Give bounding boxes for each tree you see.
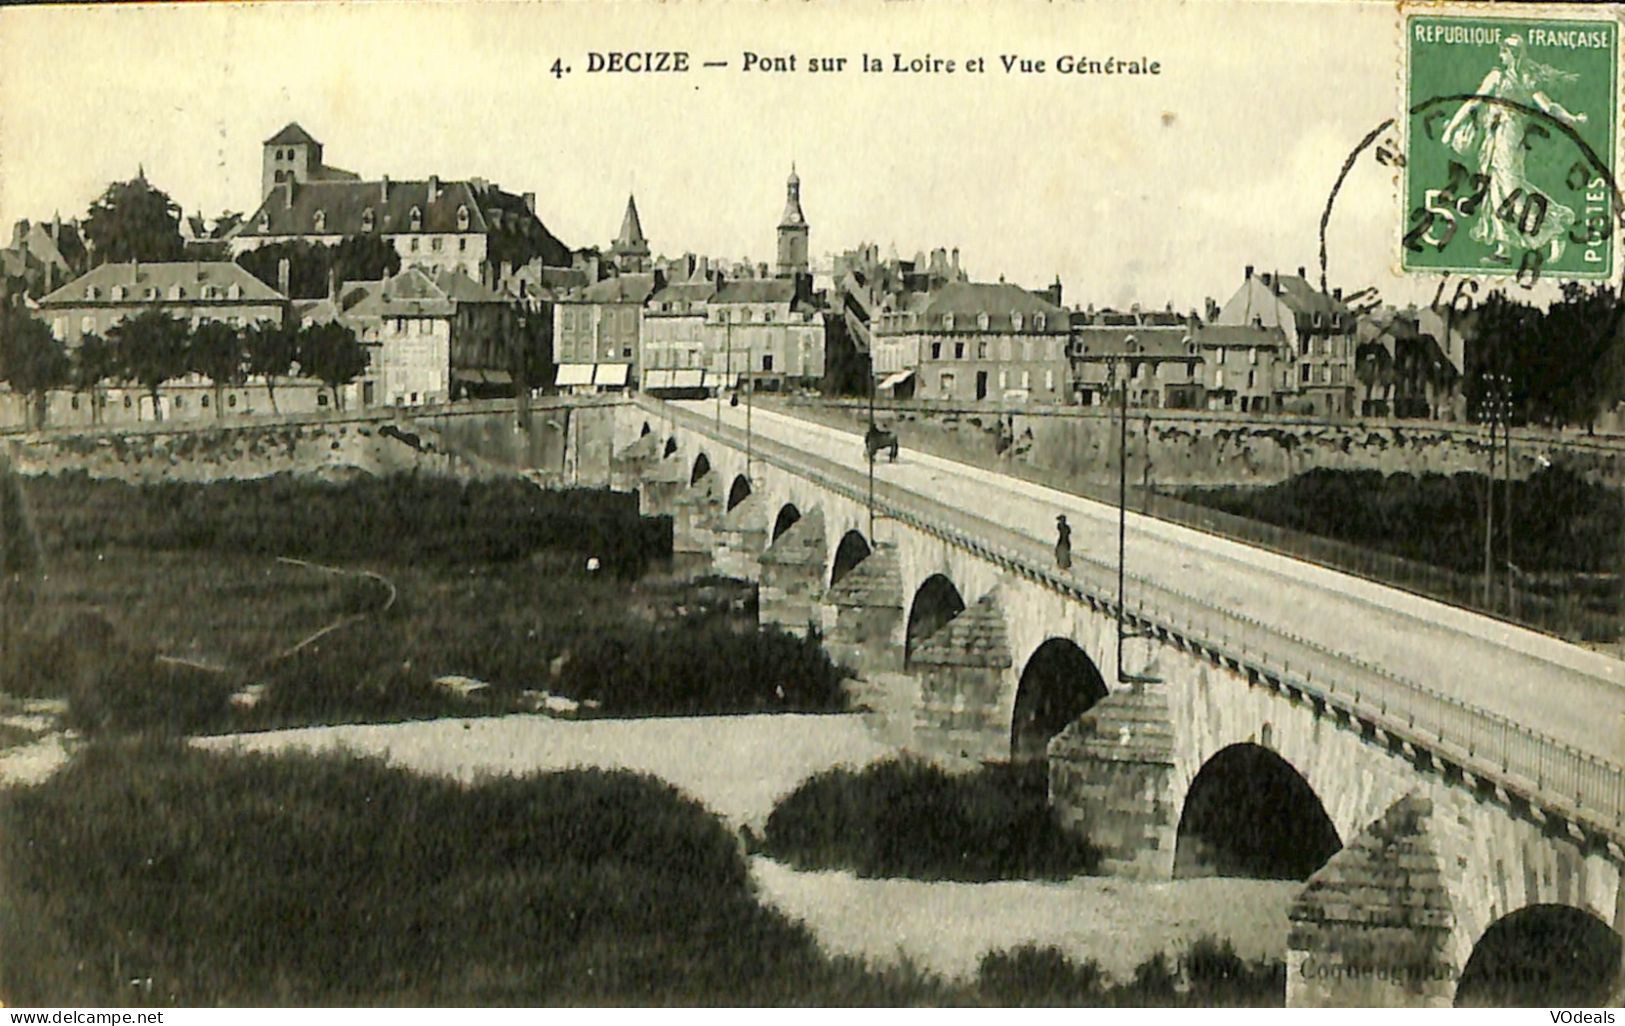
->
[70,333,118,425]
[0,309,69,429]
[82,175,185,265]
[244,320,299,415]
[1469,286,1625,429]
[107,309,189,421]
[331,235,401,287]
[188,320,246,418]
[297,322,367,409]
[238,236,401,300]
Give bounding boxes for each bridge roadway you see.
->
[671,399,1625,768]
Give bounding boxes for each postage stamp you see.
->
[1402,10,1619,282]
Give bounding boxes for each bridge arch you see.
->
[1455,904,1621,1007]
[690,452,711,485]
[664,436,678,457]
[830,530,871,586]
[1010,638,1109,764]
[1173,742,1340,880]
[905,573,966,668]
[772,503,801,541]
[727,474,752,511]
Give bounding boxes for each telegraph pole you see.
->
[1112,344,1160,689]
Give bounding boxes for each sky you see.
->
[0,0,1493,310]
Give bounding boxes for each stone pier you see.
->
[758,509,826,637]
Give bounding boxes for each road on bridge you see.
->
[677,400,1625,765]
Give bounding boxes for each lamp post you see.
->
[1478,371,1514,610]
[1111,343,1161,689]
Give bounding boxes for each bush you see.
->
[1184,935,1285,1006]
[973,939,1285,1007]
[977,945,1105,1005]
[762,757,1097,881]
[0,742,957,1005]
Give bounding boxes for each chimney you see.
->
[522,191,536,215]
[951,248,960,273]
[11,219,27,248]
[1244,264,1254,279]
[277,257,291,297]
[428,175,440,204]
[1297,266,1307,280]
[328,267,339,303]
[51,211,61,243]
[1333,287,1343,301]
[380,175,389,202]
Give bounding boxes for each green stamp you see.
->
[1403,13,1619,282]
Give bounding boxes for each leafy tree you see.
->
[82,175,185,265]
[331,235,400,287]
[106,309,189,421]
[188,320,246,417]
[0,309,69,428]
[70,333,118,425]
[237,237,400,300]
[1468,285,1625,429]
[244,320,299,415]
[297,322,367,409]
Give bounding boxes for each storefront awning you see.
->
[555,363,594,386]
[593,363,630,387]
[878,369,915,390]
[453,368,513,385]
[671,369,705,389]
[643,370,674,389]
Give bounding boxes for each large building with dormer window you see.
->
[872,281,1069,403]
[1214,266,1357,417]
[233,124,572,289]
[706,277,825,388]
[36,261,287,347]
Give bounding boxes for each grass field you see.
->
[8,473,848,732]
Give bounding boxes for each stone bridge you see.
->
[612,395,1625,1008]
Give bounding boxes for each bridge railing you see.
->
[644,395,1625,840]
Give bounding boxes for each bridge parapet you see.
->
[638,394,1625,850]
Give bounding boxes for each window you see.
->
[1216,368,1226,388]
[70,395,80,411]
[80,315,94,334]
[410,238,420,253]
[943,313,955,331]
[313,210,326,232]
[954,342,965,360]
[762,353,773,371]
[1001,338,1012,361]
[1301,364,1311,383]
[111,285,125,300]
[228,283,242,300]
[458,238,467,252]
[998,370,1008,389]
[174,396,185,409]
[432,237,443,252]
[977,342,987,360]
[144,287,158,300]
[764,309,774,323]
[1035,314,1046,331]
[1045,369,1055,390]
[201,394,210,408]
[457,205,471,231]
[930,342,942,360]
[395,317,407,333]
[318,393,330,407]
[1021,340,1032,362]
[1249,347,1258,365]
[258,213,269,231]
[409,206,422,231]
[361,208,375,232]
[1247,370,1256,389]
[86,286,99,300]
[227,394,237,408]
[1021,370,1031,389]
[1012,312,1024,331]
[940,372,956,392]
[53,318,66,337]
[977,312,990,331]
[123,396,133,409]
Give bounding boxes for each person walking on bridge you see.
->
[1054,514,1072,571]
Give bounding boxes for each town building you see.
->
[1070,308,1206,409]
[641,272,719,376]
[1354,307,1462,419]
[1194,324,1293,412]
[552,272,659,392]
[707,278,826,390]
[1214,266,1357,416]
[4,215,90,299]
[232,124,572,288]
[876,281,1070,403]
[37,261,287,348]
[300,266,515,407]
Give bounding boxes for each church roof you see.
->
[612,195,650,255]
[265,122,320,147]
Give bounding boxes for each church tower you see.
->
[776,165,809,278]
[262,122,323,200]
[609,194,651,274]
